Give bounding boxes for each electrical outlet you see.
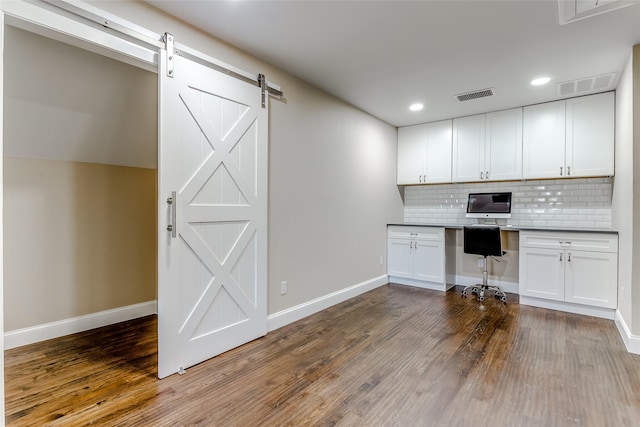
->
[477,258,483,268]
[379,255,384,266]
[280,281,288,295]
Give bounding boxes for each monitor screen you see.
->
[466,192,512,218]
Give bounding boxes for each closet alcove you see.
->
[3,24,158,355]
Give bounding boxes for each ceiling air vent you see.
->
[455,88,495,102]
[557,72,616,96]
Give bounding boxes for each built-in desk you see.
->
[387,224,619,319]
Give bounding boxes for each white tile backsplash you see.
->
[403,178,612,229]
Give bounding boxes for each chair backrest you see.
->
[463,225,502,257]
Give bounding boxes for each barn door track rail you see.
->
[37,0,283,103]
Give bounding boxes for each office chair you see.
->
[461,225,508,303]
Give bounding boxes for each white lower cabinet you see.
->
[519,230,618,318]
[520,247,565,301]
[387,226,450,291]
[565,250,617,307]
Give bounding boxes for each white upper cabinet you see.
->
[565,92,614,178]
[452,108,522,182]
[397,120,452,184]
[424,120,453,183]
[485,108,523,181]
[401,92,614,184]
[397,124,427,185]
[523,100,566,179]
[523,92,614,180]
[452,114,485,182]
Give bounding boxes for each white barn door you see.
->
[158,49,267,378]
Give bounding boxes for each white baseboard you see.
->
[267,275,388,332]
[4,300,157,349]
[455,275,519,295]
[388,276,453,292]
[615,310,640,354]
[520,295,615,320]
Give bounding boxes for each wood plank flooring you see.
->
[6,284,640,426]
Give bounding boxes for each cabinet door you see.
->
[566,92,614,177]
[519,247,565,301]
[424,120,453,183]
[523,100,566,179]
[485,108,523,181]
[452,115,485,182]
[387,238,413,278]
[565,250,617,308]
[397,124,426,185]
[413,240,445,283]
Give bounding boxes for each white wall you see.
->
[90,1,404,316]
[612,50,635,328]
[613,44,640,337]
[633,45,640,335]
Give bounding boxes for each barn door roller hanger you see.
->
[162,32,282,107]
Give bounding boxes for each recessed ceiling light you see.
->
[531,77,551,86]
[409,103,424,111]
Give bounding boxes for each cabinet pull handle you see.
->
[568,252,571,262]
[486,171,489,180]
[410,242,413,249]
[480,171,484,180]
[560,166,563,176]
[567,166,571,176]
[559,253,563,262]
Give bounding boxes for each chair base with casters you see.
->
[461,225,508,304]
[461,256,508,303]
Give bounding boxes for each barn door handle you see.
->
[167,191,177,238]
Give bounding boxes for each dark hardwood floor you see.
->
[5,284,640,426]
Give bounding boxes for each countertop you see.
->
[388,223,618,234]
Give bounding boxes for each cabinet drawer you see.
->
[519,231,618,253]
[388,226,444,241]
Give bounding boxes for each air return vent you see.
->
[455,88,495,102]
[557,72,616,96]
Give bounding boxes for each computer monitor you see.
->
[466,192,512,219]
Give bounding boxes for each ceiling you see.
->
[147,0,640,127]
